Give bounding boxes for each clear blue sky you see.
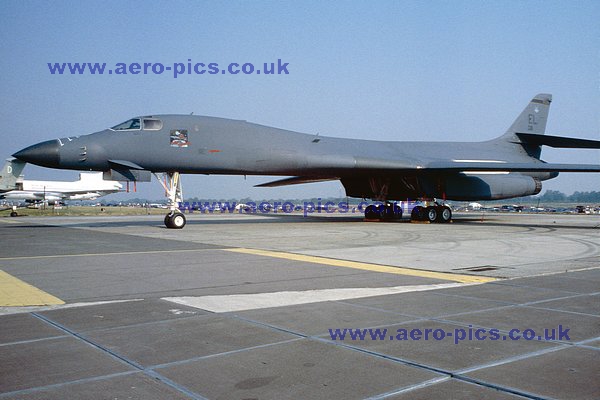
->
[1,1,598,201]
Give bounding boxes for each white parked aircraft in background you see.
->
[0,158,122,205]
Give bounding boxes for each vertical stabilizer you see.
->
[498,93,552,159]
[0,158,26,191]
[507,93,551,135]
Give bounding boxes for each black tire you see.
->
[364,205,378,219]
[171,213,186,229]
[426,206,437,223]
[379,204,393,221]
[437,206,452,223]
[10,211,18,217]
[381,203,402,221]
[393,204,403,220]
[165,212,186,229]
[411,206,424,221]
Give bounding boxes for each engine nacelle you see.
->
[443,173,542,200]
[341,173,542,201]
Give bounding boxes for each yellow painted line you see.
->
[225,248,496,284]
[0,270,64,306]
[0,248,224,261]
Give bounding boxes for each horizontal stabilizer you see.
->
[256,176,339,187]
[516,133,600,149]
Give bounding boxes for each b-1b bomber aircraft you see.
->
[13,93,600,228]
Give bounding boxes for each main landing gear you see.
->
[364,202,403,221]
[363,201,452,223]
[410,202,452,223]
[156,172,186,229]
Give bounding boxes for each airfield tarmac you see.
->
[0,212,598,399]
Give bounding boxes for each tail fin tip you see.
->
[532,93,552,105]
[505,93,553,137]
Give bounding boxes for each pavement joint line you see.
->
[574,335,600,346]
[453,344,568,375]
[332,299,435,319]
[0,248,225,261]
[334,298,517,321]
[188,311,323,351]
[225,247,497,284]
[466,280,578,289]
[0,299,144,316]
[66,311,210,334]
[0,371,140,399]
[451,375,552,400]
[0,334,68,348]
[521,303,600,319]
[430,289,587,307]
[420,304,518,319]
[558,272,600,282]
[484,280,591,295]
[210,312,310,339]
[30,312,207,400]
[364,377,451,400]
[575,344,600,351]
[311,334,558,400]
[0,269,65,307]
[31,312,145,369]
[250,314,427,340]
[492,265,600,283]
[142,370,210,400]
[419,289,517,302]
[148,338,303,371]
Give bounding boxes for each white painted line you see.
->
[163,283,470,313]
[0,298,144,316]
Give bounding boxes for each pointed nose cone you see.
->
[13,139,61,168]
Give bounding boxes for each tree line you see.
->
[533,190,600,203]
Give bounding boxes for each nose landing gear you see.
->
[156,172,186,229]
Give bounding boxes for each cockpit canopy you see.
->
[111,117,163,131]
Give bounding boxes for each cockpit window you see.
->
[143,118,163,130]
[111,118,141,130]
